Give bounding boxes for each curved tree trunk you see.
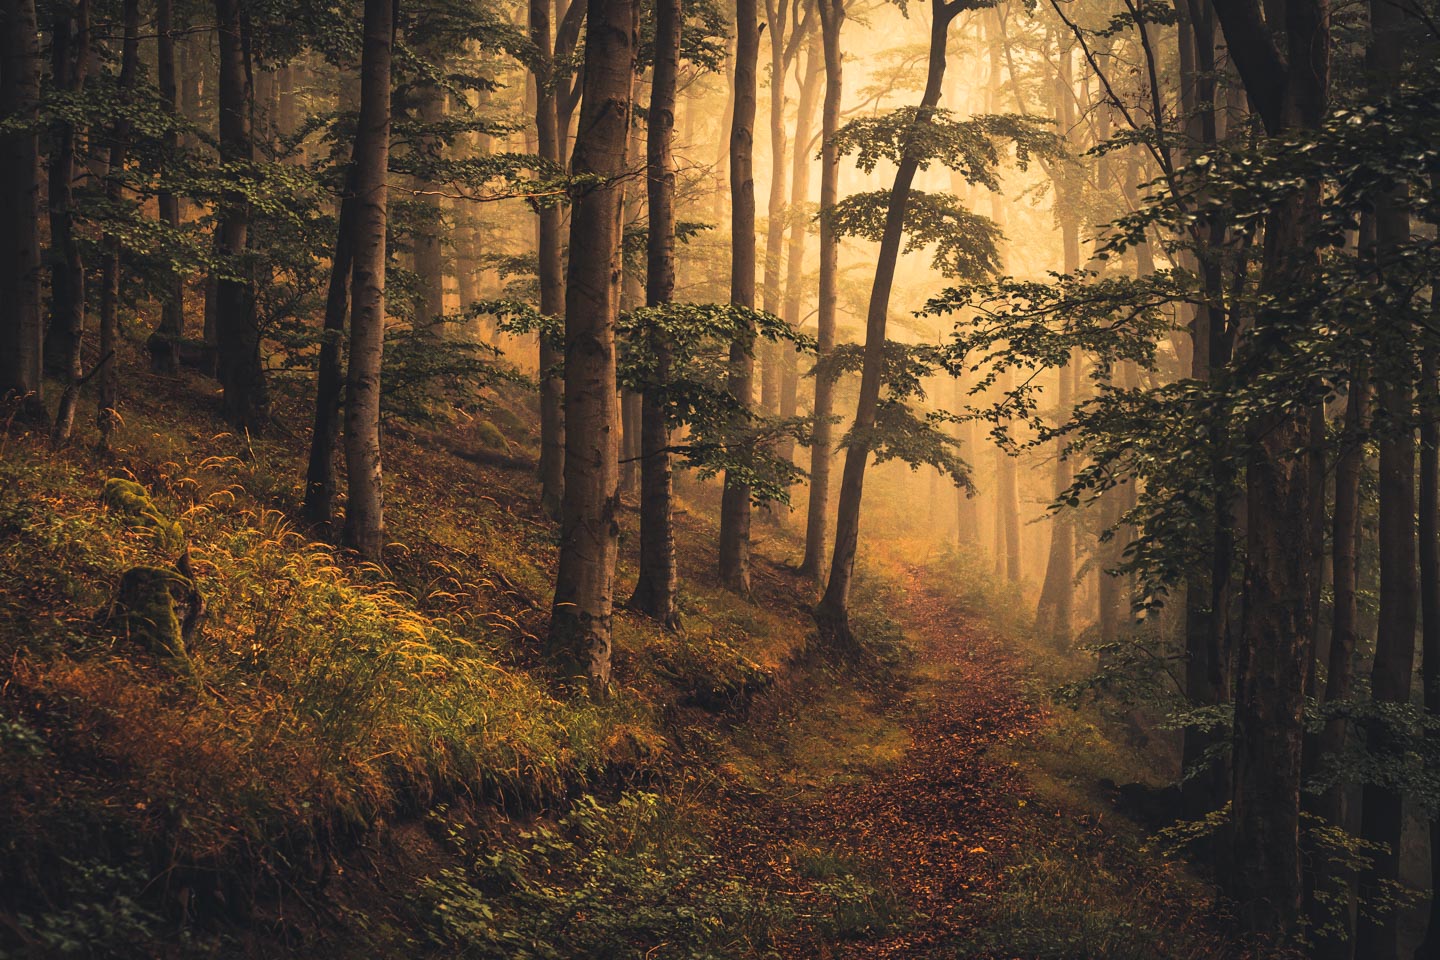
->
[717,0,760,595]
[816,0,963,639]
[340,0,393,560]
[548,0,636,691]
[800,0,845,579]
[629,0,681,627]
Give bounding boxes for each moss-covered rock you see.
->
[101,478,183,552]
[113,566,187,660]
[474,420,511,452]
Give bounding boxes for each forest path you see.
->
[730,566,1052,958]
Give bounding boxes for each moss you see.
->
[100,479,184,553]
[113,566,186,660]
[473,419,511,452]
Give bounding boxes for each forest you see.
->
[0,0,1437,952]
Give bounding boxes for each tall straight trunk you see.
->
[954,376,979,544]
[0,0,45,411]
[618,128,645,498]
[46,0,89,444]
[1418,332,1440,959]
[816,0,964,638]
[1034,49,1077,647]
[532,0,566,518]
[340,0,393,560]
[1355,4,1417,957]
[1213,0,1330,938]
[301,169,357,534]
[413,82,446,330]
[149,0,185,374]
[717,0,760,595]
[778,39,822,465]
[214,0,267,430]
[759,0,790,415]
[548,0,635,691]
[800,0,845,579]
[1309,368,1366,956]
[96,0,140,448]
[629,0,681,627]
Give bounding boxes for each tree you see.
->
[1207,0,1331,939]
[548,0,636,691]
[800,0,845,578]
[341,0,395,560]
[815,0,1012,642]
[147,0,186,375]
[717,0,760,595]
[0,0,44,413]
[629,0,682,627]
[215,0,268,431]
[46,0,89,444]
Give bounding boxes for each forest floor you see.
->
[711,561,1237,960]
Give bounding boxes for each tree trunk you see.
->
[816,0,962,639]
[46,0,89,444]
[340,0,393,560]
[759,0,790,416]
[717,0,760,595]
[800,0,845,579]
[548,0,635,691]
[149,0,185,374]
[629,0,681,627]
[1418,331,1440,959]
[532,0,566,519]
[778,37,822,466]
[0,0,45,412]
[413,81,446,330]
[301,169,357,534]
[214,0,267,430]
[1213,0,1330,937]
[96,0,140,448]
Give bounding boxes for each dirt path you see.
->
[728,567,1050,958]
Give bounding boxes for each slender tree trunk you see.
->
[779,38,822,466]
[413,80,446,331]
[759,0,791,416]
[0,0,45,412]
[46,0,89,444]
[816,0,962,639]
[340,0,393,560]
[96,0,140,448]
[800,0,845,579]
[629,0,681,627]
[717,0,760,595]
[149,0,185,374]
[214,0,267,430]
[532,0,566,518]
[548,0,635,691]
[301,169,357,534]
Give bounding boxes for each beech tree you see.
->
[0,0,44,413]
[341,0,395,560]
[548,0,636,690]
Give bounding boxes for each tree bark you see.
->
[548,0,635,691]
[778,37,822,466]
[759,0,791,416]
[214,0,267,430]
[340,0,393,560]
[532,0,567,519]
[301,168,357,534]
[629,0,681,627]
[1418,327,1440,960]
[800,0,845,579]
[717,0,760,595]
[815,0,965,640]
[148,0,185,374]
[46,0,89,444]
[0,0,45,412]
[1212,0,1330,938]
[96,0,141,448]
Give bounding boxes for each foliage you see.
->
[827,190,1003,279]
[833,109,1059,183]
